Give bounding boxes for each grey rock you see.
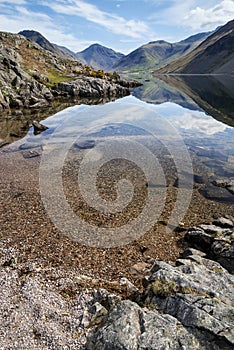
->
[120,277,139,293]
[30,100,50,109]
[56,76,130,99]
[212,178,234,195]
[142,254,234,349]
[1,217,233,350]
[88,302,108,326]
[88,219,234,350]
[213,217,234,228]
[185,217,234,273]
[87,300,200,350]
[32,120,48,134]
[22,150,41,158]
[73,139,95,150]
[92,288,121,311]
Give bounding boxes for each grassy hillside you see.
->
[155,20,234,74]
[19,30,75,60]
[113,32,211,72]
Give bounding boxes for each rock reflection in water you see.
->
[0,96,120,147]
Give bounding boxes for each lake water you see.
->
[3,74,234,193]
[1,74,233,246]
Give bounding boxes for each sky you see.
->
[0,0,233,54]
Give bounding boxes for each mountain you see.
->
[113,32,211,72]
[19,30,75,60]
[155,20,234,74]
[76,44,125,70]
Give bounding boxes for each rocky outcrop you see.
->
[0,44,54,109]
[1,218,233,349]
[185,217,234,273]
[0,31,139,110]
[88,217,234,350]
[87,299,201,350]
[54,76,130,98]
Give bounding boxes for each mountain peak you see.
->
[76,44,124,70]
[19,30,75,60]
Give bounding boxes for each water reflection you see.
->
[0,96,120,147]
[130,74,234,202]
[1,75,234,204]
[132,73,234,127]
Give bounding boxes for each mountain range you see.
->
[19,31,124,71]
[112,32,212,72]
[19,20,234,74]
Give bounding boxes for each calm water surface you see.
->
[1,74,234,205]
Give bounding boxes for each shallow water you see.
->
[1,74,233,248]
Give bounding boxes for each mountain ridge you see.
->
[113,31,212,72]
[19,30,75,60]
[155,20,234,74]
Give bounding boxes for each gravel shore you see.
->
[0,146,233,292]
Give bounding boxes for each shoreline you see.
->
[0,144,233,287]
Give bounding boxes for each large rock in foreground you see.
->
[0,218,233,349]
[87,299,201,350]
[88,218,234,350]
[88,249,234,349]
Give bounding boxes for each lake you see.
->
[0,74,233,252]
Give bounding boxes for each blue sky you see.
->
[0,0,233,53]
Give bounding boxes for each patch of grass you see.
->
[150,279,209,298]
[151,280,178,297]
[46,70,74,86]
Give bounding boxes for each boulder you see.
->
[212,179,234,195]
[87,300,201,350]
[88,218,234,350]
[185,217,234,273]
[32,121,48,134]
[88,249,234,350]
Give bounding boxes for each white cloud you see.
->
[0,5,95,51]
[44,0,152,39]
[149,0,234,32]
[184,0,234,29]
